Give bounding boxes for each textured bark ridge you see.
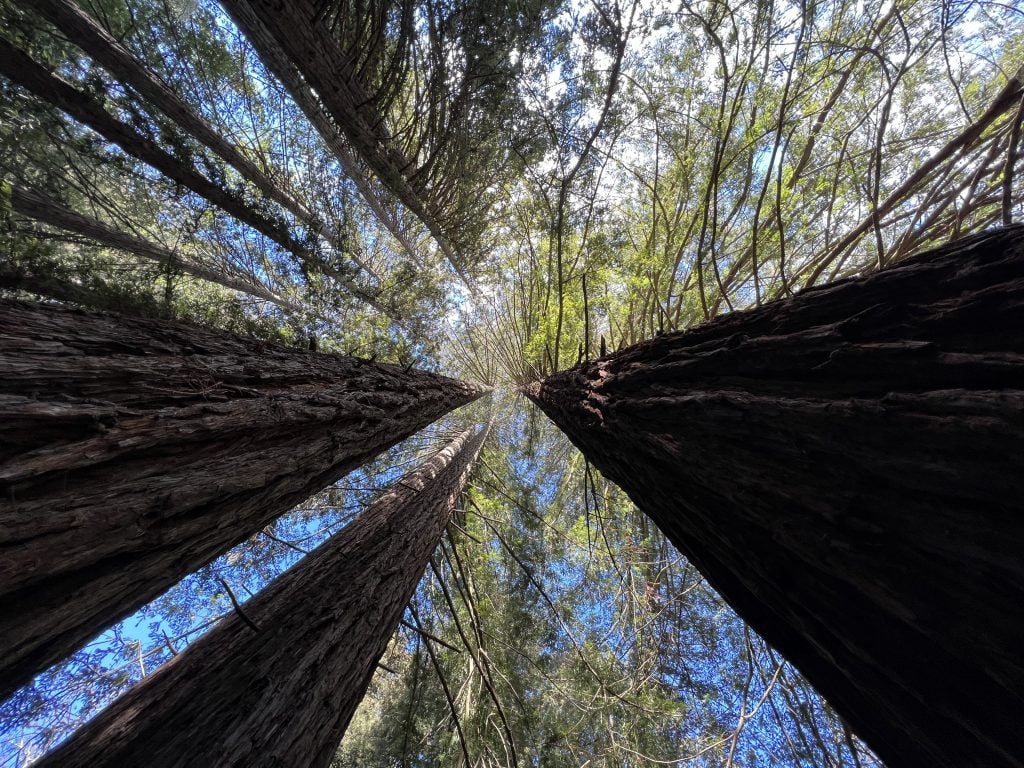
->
[527,225,1024,768]
[34,423,489,768]
[0,300,484,700]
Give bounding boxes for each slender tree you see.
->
[0,299,484,700]
[21,0,378,278]
[9,184,298,309]
[220,0,550,278]
[210,0,425,267]
[527,225,1024,768]
[33,422,490,768]
[0,35,397,319]
[218,0,470,279]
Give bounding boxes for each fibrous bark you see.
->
[33,422,490,768]
[0,299,484,700]
[527,225,1024,768]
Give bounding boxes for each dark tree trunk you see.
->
[0,299,483,700]
[526,226,1024,768]
[34,423,489,768]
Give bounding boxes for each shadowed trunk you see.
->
[33,422,490,768]
[0,299,484,700]
[527,225,1024,768]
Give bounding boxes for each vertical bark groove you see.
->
[33,423,490,768]
[527,225,1024,768]
[0,299,484,699]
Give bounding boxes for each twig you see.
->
[400,618,462,654]
[218,578,260,632]
[409,605,471,766]
[261,527,309,555]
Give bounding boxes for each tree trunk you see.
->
[0,35,397,320]
[10,184,298,309]
[526,225,1024,768]
[22,0,377,279]
[1,257,138,309]
[0,299,484,700]
[213,0,424,269]
[33,422,490,768]
[219,0,468,280]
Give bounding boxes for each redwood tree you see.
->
[33,422,490,768]
[527,226,1024,768]
[0,300,483,700]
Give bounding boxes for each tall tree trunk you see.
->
[526,225,1024,768]
[220,0,470,282]
[0,35,398,320]
[0,299,484,700]
[0,254,151,310]
[214,0,425,268]
[34,422,490,768]
[22,0,377,279]
[10,184,298,309]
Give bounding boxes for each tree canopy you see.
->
[1,0,1021,763]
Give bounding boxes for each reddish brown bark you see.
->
[527,225,1024,768]
[0,299,483,700]
[33,423,489,768]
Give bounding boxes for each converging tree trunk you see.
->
[34,422,490,768]
[210,0,424,267]
[9,184,299,310]
[0,35,397,319]
[527,226,1024,768]
[22,0,377,278]
[219,0,470,279]
[0,300,484,700]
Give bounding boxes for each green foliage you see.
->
[331,410,876,767]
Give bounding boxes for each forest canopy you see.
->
[1,0,1022,764]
